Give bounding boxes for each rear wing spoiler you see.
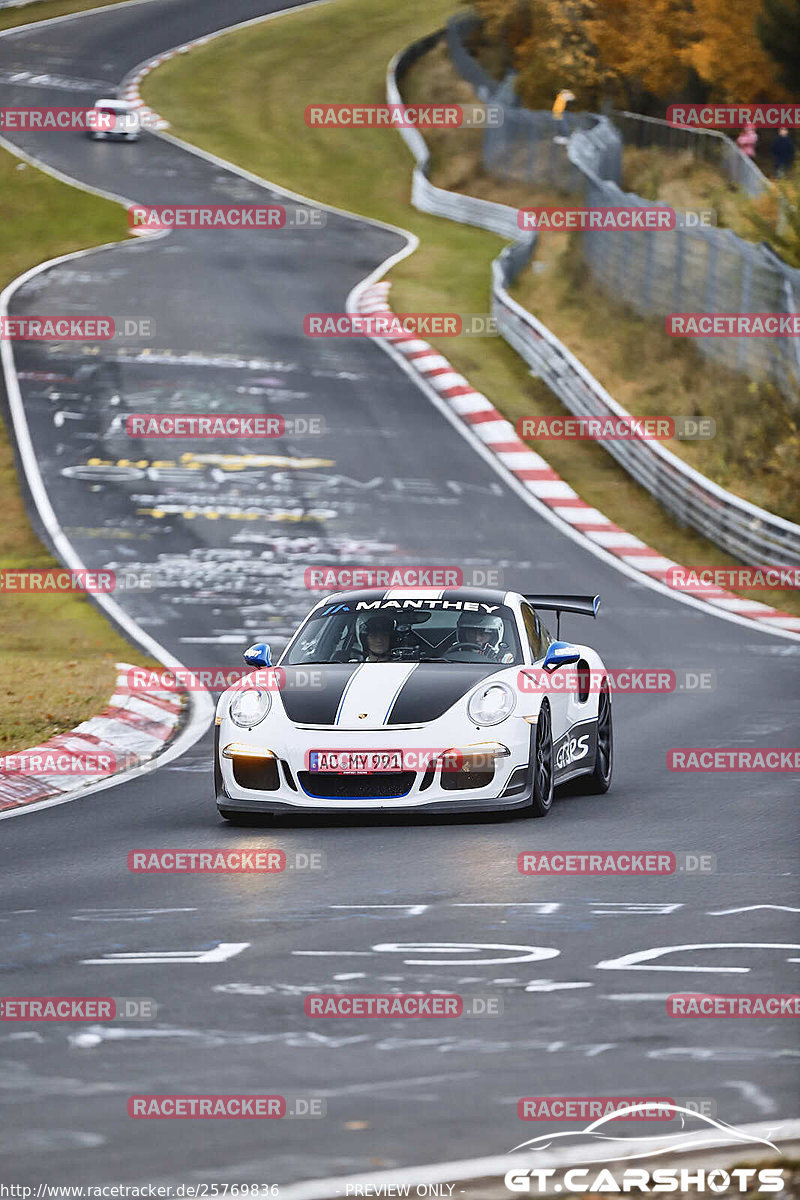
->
[523,594,600,638]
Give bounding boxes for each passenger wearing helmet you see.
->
[454,611,501,659]
[361,612,395,662]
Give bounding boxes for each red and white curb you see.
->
[119,35,219,133]
[0,662,184,812]
[358,281,800,636]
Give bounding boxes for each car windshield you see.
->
[282,600,523,666]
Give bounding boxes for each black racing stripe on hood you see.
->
[387,663,499,725]
[278,665,357,725]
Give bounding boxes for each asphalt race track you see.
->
[0,0,798,1186]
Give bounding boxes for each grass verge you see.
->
[0,146,157,754]
[404,43,800,526]
[0,0,141,34]
[143,0,799,618]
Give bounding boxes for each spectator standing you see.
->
[771,128,795,178]
[736,122,758,159]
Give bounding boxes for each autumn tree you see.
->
[686,0,784,101]
[757,0,800,93]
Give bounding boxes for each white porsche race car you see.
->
[213,588,613,822]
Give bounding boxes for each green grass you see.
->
[0,147,158,754]
[0,0,136,33]
[142,0,800,619]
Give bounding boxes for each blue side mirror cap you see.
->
[542,640,581,673]
[243,642,272,669]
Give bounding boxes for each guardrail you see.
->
[447,14,800,403]
[388,36,800,568]
[610,109,771,198]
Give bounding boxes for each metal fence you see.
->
[569,124,800,399]
[446,14,800,404]
[611,110,771,197]
[389,36,800,567]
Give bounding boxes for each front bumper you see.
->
[214,719,535,815]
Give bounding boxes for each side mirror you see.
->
[542,640,581,673]
[243,642,272,669]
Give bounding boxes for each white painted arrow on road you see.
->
[82,942,249,964]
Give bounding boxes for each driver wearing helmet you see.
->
[360,612,395,663]
[455,611,501,659]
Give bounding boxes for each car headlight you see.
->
[467,681,516,726]
[229,688,271,728]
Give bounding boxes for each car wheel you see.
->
[581,684,613,794]
[527,701,554,817]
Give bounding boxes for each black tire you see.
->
[527,701,554,817]
[581,684,613,794]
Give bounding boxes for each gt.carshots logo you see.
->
[504,1167,785,1193]
[505,1105,787,1192]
